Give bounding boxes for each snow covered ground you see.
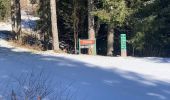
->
[21,10,40,30]
[0,38,170,100]
[0,18,170,100]
[0,22,12,31]
[0,10,39,35]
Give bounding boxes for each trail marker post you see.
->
[121,34,127,57]
[79,39,96,55]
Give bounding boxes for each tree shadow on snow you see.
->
[0,30,13,39]
[143,57,170,63]
[0,46,170,100]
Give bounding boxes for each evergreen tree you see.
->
[128,0,170,57]
[93,0,129,56]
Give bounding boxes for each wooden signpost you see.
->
[79,39,96,55]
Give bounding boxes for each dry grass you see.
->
[8,39,42,51]
[8,39,67,54]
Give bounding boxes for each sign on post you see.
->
[79,39,96,55]
[121,34,127,57]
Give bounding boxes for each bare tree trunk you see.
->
[50,0,60,51]
[73,0,79,54]
[11,0,15,38]
[11,0,21,40]
[107,24,114,56]
[88,0,96,55]
[15,0,21,40]
[74,32,78,54]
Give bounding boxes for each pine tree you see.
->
[93,0,129,56]
[50,0,60,51]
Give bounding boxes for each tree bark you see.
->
[73,0,79,54]
[11,0,15,35]
[88,0,96,55]
[15,0,21,40]
[50,0,60,51]
[88,0,95,39]
[107,24,114,56]
[11,0,21,40]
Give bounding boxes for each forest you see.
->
[0,0,169,57]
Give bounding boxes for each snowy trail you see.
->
[0,21,170,100]
[0,39,170,100]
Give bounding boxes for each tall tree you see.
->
[88,0,96,55]
[72,0,79,53]
[50,0,59,51]
[11,0,21,40]
[37,0,51,50]
[94,0,129,56]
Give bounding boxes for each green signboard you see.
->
[121,34,127,50]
